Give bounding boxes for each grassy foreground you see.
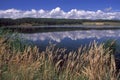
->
[0,37,120,80]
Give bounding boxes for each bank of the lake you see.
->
[1,25,120,33]
[1,27,120,80]
[0,34,120,80]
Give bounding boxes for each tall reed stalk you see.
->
[0,37,119,80]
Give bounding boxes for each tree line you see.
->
[0,18,120,27]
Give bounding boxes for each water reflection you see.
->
[21,30,120,43]
[19,29,120,56]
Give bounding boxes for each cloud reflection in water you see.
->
[21,30,120,43]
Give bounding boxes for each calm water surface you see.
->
[20,29,120,52]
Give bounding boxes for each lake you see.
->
[19,29,120,52]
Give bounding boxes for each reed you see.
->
[0,37,119,80]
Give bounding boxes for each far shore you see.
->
[1,24,120,33]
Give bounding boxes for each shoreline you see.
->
[1,25,120,33]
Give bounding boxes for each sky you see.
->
[0,0,120,19]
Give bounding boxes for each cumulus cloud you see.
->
[0,7,120,19]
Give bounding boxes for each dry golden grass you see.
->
[0,37,119,80]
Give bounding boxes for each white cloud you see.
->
[0,7,120,19]
[104,7,112,12]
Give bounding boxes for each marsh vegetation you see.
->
[0,30,120,80]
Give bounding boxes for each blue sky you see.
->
[0,0,120,19]
[0,0,120,11]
